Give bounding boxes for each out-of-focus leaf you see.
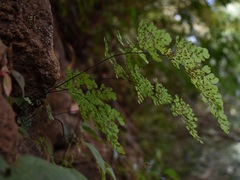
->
[11,70,25,97]
[105,162,117,180]
[84,142,116,180]
[163,168,180,180]
[2,155,87,180]
[3,73,12,97]
[84,142,106,175]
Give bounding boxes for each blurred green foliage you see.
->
[0,155,87,180]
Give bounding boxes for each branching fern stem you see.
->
[47,51,135,94]
[105,20,229,143]
[43,21,229,153]
[44,43,142,154]
[168,37,229,133]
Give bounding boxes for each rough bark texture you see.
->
[0,0,60,99]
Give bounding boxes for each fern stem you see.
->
[47,51,134,93]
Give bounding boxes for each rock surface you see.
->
[0,93,18,163]
[0,0,60,99]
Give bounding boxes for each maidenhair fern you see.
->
[171,95,202,143]
[170,37,229,133]
[104,20,229,143]
[64,21,229,152]
[64,70,125,153]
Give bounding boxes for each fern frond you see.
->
[105,20,229,143]
[65,69,125,154]
[170,37,229,133]
[138,21,171,61]
[63,20,229,152]
[171,95,203,143]
[152,79,173,105]
[104,38,128,80]
[131,65,154,103]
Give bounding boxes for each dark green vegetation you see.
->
[1,0,240,179]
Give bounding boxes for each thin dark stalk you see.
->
[46,51,135,93]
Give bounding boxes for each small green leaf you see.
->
[219,112,227,120]
[206,73,215,79]
[139,52,149,64]
[202,65,211,74]
[202,48,210,59]
[210,77,219,84]
[116,30,124,46]
[221,124,230,134]
[104,37,110,57]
